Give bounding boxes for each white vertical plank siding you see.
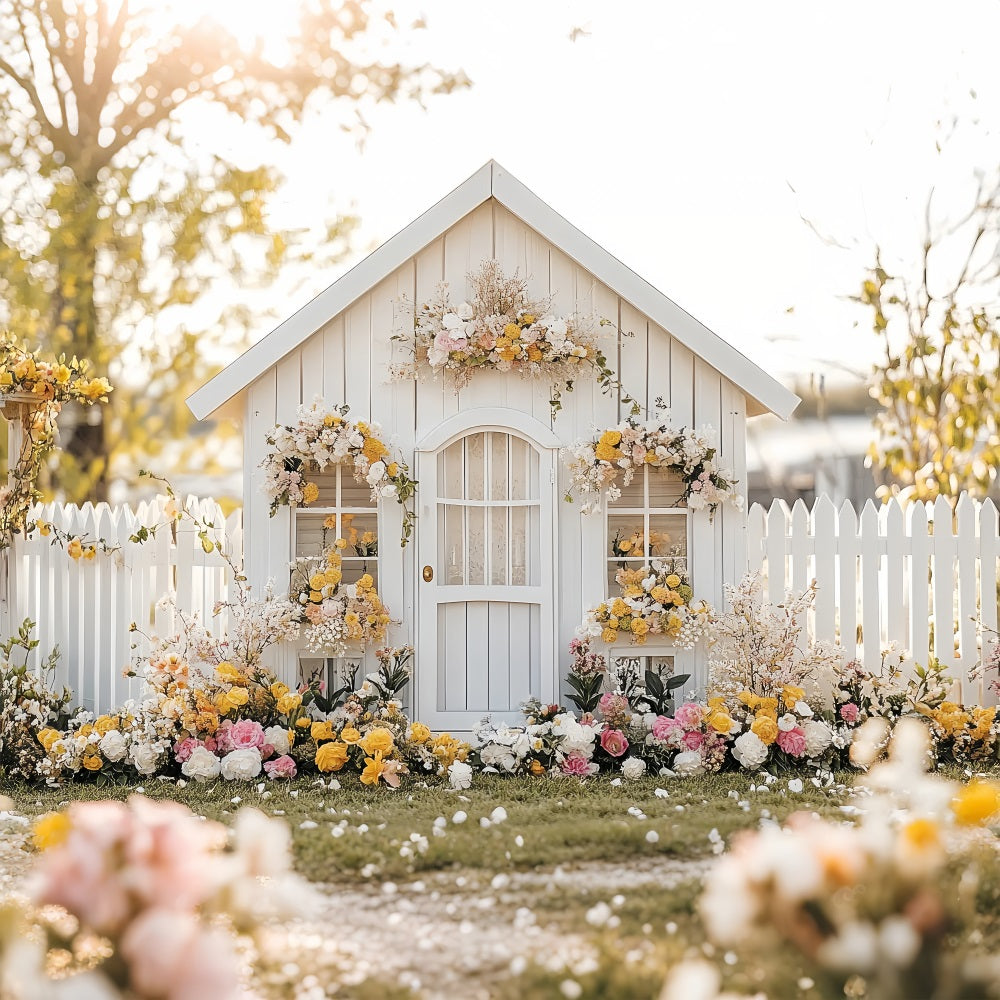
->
[245,371,277,598]
[859,500,881,669]
[668,342,694,430]
[322,317,346,404]
[343,296,372,417]
[931,496,956,670]
[300,332,325,406]
[720,381,747,585]
[884,500,906,653]
[908,502,931,665]
[618,302,648,419]
[414,237,446,442]
[837,501,859,656]
[955,493,979,703]
[980,500,999,707]
[812,495,837,644]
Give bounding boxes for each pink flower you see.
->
[173,737,200,763]
[228,719,265,751]
[674,702,704,731]
[215,720,235,754]
[652,716,680,742]
[263,754,297,780]
[600,729,629,757]
[682,729,705,751]
[561,752,597,777]
[839,702,860,724]
[776,726,807,757]
[598,692,629,717]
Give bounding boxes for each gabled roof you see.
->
[186,161,800,421]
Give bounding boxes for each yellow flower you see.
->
[781,685,806,709]
[226,687,249,708]
[409,722,431,743]
[83,754,103,771]
[276,692,302,714]
[601,627,618,644]
[357,573,374,591]
[360,727,394,756]
[83,546,96,560]
[630,618,650,637]
[36,727,62,752]
[94,715,117,736]
[594,442,621,463]
[503,323,520,338]
[360,751,387,786]
[952,780,1000,826]
[751,715,779,745]
[216,661,244,685]
[386,462,399,477]
[901,817,941,853]
[611,598,629,618]
[33,811,71,851]
[599,430,623,447]
[295,716,312,728]
[67,538,83,560]
[315,741,349,772]
[650,586,670,604]
[302,482,320,505]
[520,313,536,325]
[270,682,289,699]
[340,727,362,745]
[665,574,682,589]
[529,758,547,776]
[36,520,51,536]
[707,712,733,734]
[311,720,335,743]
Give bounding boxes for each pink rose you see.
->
[776,727,807,757]
[228,719,265,751]
[263,754,297,780]
[561,752,597,777]
[260,743,275,761]
[674,703,704,731]
[682,729,705,751]
[599,693,630,716]
[652,716,680,742]
[215,720,234,754]
[600,729,629,757]
[839,702,860,724]
[173,737,200,763]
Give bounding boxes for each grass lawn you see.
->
[3,772,1000,1000]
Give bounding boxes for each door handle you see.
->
[422,565,434,582]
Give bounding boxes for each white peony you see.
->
[220,748,263,781]
[802,719,833,757]
[98,729,128,763]
[479,743,517,772]
[365,461,386,486]
[130,742,161,776]
[621,757,647,780]
[732,731,769,770]
[182,746,222,782]
[672,750,705,776]
[264,725,290,756]
[448,760,473,790]
[777,713,798,732]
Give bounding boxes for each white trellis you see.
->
[3,496,242,713]
[748,493,1000,706]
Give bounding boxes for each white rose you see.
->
[794,701,814,718]
[366,461,386,486]
[732,731,769,769]
[672,750,705,776]
[181,746,221,782]
[380,484,397,498]
[777,713,798,732]
[480,743,516,772]
[442,312,463,330]
[621,757,647,780]
[130,742,161,776]
[448,760,473,789]
[802,720,833,757]
[264,725,290,756]
[457,301,473,321]
[98,729,128,763]
[220,748,263,781]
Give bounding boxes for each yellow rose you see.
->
[503,323,520,338]
[94,715,117,736]
[650,586,670,604]
[37,727,62,752]
[526,343,543,362]
[751,715,779,745]
[521,313,536,325]
[36,520,51,536]
[594,442,621,463]
[226,687,249,708]
[33,811,71,851]
[270,682,289,699]
[216,661,244,685]
[340,727,362,744]
[360,751,386,786]
[67,538,83,560]
[952,780,1000,826]
[302,482,320,505]
[611,598,629,618]
[83,754,103,771]
[601,627,618,644]
[708,712,733,734]
[630,618,650,637]
[309,573,327,591]
[315,741,349,773]
[276,692,302,714]
[529,759,547,777]
[359,727,394,756]
[409,722,431,744]
[311,720,335,743]
[386,462,399,477]
[599,430,623,447]
[295,716,312,728]
[53,364,71,385]
[665,574,682,589]
[782,685,806,709]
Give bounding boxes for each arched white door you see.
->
[416,418,557,732]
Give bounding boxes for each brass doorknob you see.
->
[422,565,434,582]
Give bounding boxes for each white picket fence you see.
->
[748,493,1000,705]
[1,496,242,712]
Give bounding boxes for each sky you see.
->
[186,0,994,396]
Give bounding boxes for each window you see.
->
[292,466,379,589]
[605,467,688,595]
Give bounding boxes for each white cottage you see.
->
[187,161,798,733]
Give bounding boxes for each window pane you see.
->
[509,503,540,586]
[439,439,465,499]
[340,476,376,508]
[466,433,486,501]
[466,505,486,584]
[339,512,378,555]
[341,558,378,590]
[648,469,687,508]
[607,514,649,560]
[438,504,466,585]
[649,512,688,564]
[509,436,534,500]
[489,432,508,501]
[294,512,333,558]
[616,469,646,508]
[489,505,508,585]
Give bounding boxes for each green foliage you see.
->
[635,667,690,716]
[0,1,467,500]
[861,179,1000,502]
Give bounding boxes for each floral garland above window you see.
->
[392,259,638,417]
[566,414,742,516]
[578,559,713,650]
[260,401,417,546]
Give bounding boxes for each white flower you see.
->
[816,921,878,973]
[480,743,517,772]
[621,757,647,780]
[182,746,222,782]
[732,731,769,770]
[366,461,386,486]
[220,748,263,781]
[794,701,814,718]
[448,760,473,790]
[672,750,704,776]
[457,301,473,321]
[777,713,798,732]
[98,729,128,763]
[878,915,921,967]
[802,719,833,757]
[787,778,804,793]
[264,725,290,756]
[130,742,161,776]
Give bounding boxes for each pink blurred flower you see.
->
[776,726,807,757]
[263,754,297,780]
[674,702,704,731]
[600,729,629,757]
[839,702,860,724]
